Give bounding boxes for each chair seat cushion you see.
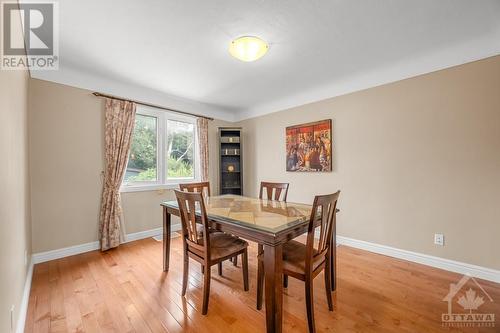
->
[190,232,248,262]
[258,240,325,276]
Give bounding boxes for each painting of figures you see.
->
[286,119,332,172]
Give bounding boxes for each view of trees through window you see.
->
[167,120,194,179]
[124,114,195,184]
[125,114,157,182]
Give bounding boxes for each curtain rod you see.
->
[92,92,214,121]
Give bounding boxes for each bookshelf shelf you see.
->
[219,128,242,195]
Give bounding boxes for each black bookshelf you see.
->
[219,127,242,195]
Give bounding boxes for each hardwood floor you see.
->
[25,235,500,333]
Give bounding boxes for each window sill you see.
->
[120,182,197,193]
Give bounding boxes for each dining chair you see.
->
[256,181,290,307]
[256,191,340,333]
[174,190,249,315]
[179,181,236,274]
[179,181,211,197]
[259,181,289,201]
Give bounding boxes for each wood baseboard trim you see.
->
[123,227,163,243]
[30,228,498,290]
[16,259,33,333]
[336,235,500,283]
[32,224,182,264]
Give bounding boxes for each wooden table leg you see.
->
[264,243,283,333]
[331,217,337,291]
[331,242,336,291]
[163,207,171,272]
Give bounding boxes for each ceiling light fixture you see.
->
[229,36,268,62]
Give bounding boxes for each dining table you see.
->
[161,194,338,333]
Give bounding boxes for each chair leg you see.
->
[324,259,333,311]
[182,253,189,296]
[305,277,316,333]
[202,263,211,315]
[242,250,249,291]
[283,275,288,288]
[218,262,223,276]
[233,255,238,266]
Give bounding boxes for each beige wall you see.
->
[29,78,230,252]
[0,8,32,333]
[26,53,500,271]
[29,79,104,252]
[238,56,500,270]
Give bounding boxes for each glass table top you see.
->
[161,194,313,234]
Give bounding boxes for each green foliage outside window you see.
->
[125,116,195,183]
[167,120,194,178]
[126,115,157,182]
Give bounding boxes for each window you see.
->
[166,119,195,179]
[124,114,158,183]
[122,106,199,191]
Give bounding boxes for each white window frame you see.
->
[121,105,200,193]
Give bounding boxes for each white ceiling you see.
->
[31,0,500,121]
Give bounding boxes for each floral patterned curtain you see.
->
[197,117,209,182]
[99,98,136,251]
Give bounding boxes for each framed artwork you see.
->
[286,119,332,172]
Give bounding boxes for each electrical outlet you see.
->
[10,305,15,332]
[434,233,444,246]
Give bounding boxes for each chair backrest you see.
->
[179,181,211,198]
[259,182,289,202]
[174,189,210,257]
[305,191,340,272]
